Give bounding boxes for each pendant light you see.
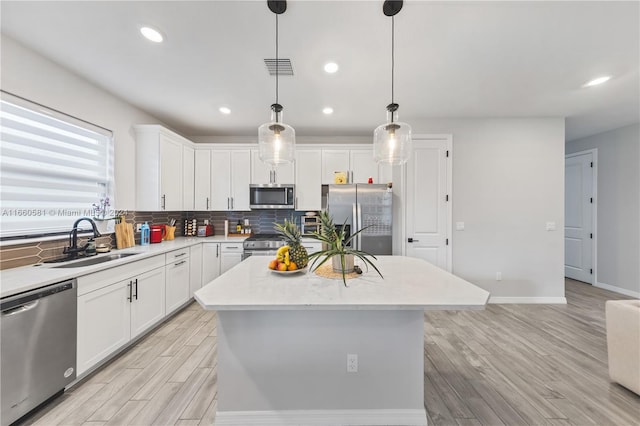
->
[259,0,295,168]
[373,0,412,165]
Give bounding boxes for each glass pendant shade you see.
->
[258,105,295,167]
[373,107,412,165]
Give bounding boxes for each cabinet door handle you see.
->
[295,197,298,210]
[273,170,277,183]
[134,278,138,300]
[216,245,219,257]
[127,281,132,303]
[206,197,210,210]
[227,197,230,210]
[161,194,166,210]
[231,197,234,210]
[174,260,187,266]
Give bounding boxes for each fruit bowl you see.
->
[271,267,308,275]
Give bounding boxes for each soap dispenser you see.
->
[140,222,150,246]
[86,238,97,256]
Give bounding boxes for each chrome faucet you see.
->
[64,217,102,257]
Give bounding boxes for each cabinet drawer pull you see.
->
[174,252,187,258]
[174,260,187,266]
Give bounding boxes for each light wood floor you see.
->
[22,279,639,426]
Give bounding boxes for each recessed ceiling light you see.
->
[219,107,231,115]
[583,76,611,87]
[324,62,339,74]
[140,26,164,43]
[322,107,334,115]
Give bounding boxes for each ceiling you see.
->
[1,1,638,141]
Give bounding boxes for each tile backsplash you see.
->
[0,210,307,269]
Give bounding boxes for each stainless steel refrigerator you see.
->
[326,184,393,255]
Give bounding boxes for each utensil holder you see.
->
[165,225,176,240]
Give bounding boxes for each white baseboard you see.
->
[595,281,640,298]
[215,409,427,425]
[489,296,567,304]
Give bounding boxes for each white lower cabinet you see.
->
[221,242,243,274]
[165,249,190,314]
[76,258,166,376]
[189,244,203,296]
[301,241,323,255]
[202,243,221,285]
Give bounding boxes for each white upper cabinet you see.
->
[295,149,322,211]
[134,125,195,211]
[349,149,379,184]
[321,149,350,184]
[211,149,251,211]
[194,149,212,210]
[250,149,295,184]
[321,147,380,184]
[183,145,195,210]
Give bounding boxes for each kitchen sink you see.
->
[50,253,139,268]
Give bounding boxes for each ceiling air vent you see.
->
[264,59,294,76]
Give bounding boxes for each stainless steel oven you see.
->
[242,234,286,259]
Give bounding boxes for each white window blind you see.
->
[0,92,114,239]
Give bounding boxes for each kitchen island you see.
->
[195,256,490,426]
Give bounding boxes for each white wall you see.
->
[566,124,640,296]
[408,119,566,302]
[0,35,166,210]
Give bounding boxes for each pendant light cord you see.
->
[391,15,395,107]
[275,13,279,107]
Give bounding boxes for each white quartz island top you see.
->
[195,255,490,311]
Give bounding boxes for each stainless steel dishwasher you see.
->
[1,279,77,426]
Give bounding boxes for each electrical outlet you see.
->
[496,272,502,281]
[136,223,142,232]
[347,354,358,373]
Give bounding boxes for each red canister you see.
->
[150,225,165,243]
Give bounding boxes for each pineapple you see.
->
[318,210,338,245]
[274,218,308,268]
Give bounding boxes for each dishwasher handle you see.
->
[2,300,39,316]
[1,280,74,312]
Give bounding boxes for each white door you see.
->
[565,151,594,283]
[165,257,190,314]
[405,138,451,270]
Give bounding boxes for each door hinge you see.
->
[590,233,593,239]
[446,238,449,245]
[446,150,449,158]
[590,268,593,275]
[590,162,593,167]
[446,194,449,202]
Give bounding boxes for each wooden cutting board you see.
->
[115,217,134,249]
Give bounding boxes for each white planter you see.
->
[332,254,354,273]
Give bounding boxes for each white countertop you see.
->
[0,235,247,298]
[195,256,490,311]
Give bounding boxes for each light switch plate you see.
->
[546,222,556,231]
[456,222,465,231]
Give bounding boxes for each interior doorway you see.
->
[565,149,597,284]
[403,136,452,271]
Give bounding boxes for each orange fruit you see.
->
[268,259,278,270]
[277,263,288,272]
[288,262,298,271]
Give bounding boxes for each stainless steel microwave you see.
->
[249,184,295,209]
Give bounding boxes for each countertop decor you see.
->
[307,210,381,286]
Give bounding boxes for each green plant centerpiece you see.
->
[308,210,383,286]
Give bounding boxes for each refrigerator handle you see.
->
[357,203,362,251]
[352,203,358,250]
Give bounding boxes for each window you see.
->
[0,91,114,239]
